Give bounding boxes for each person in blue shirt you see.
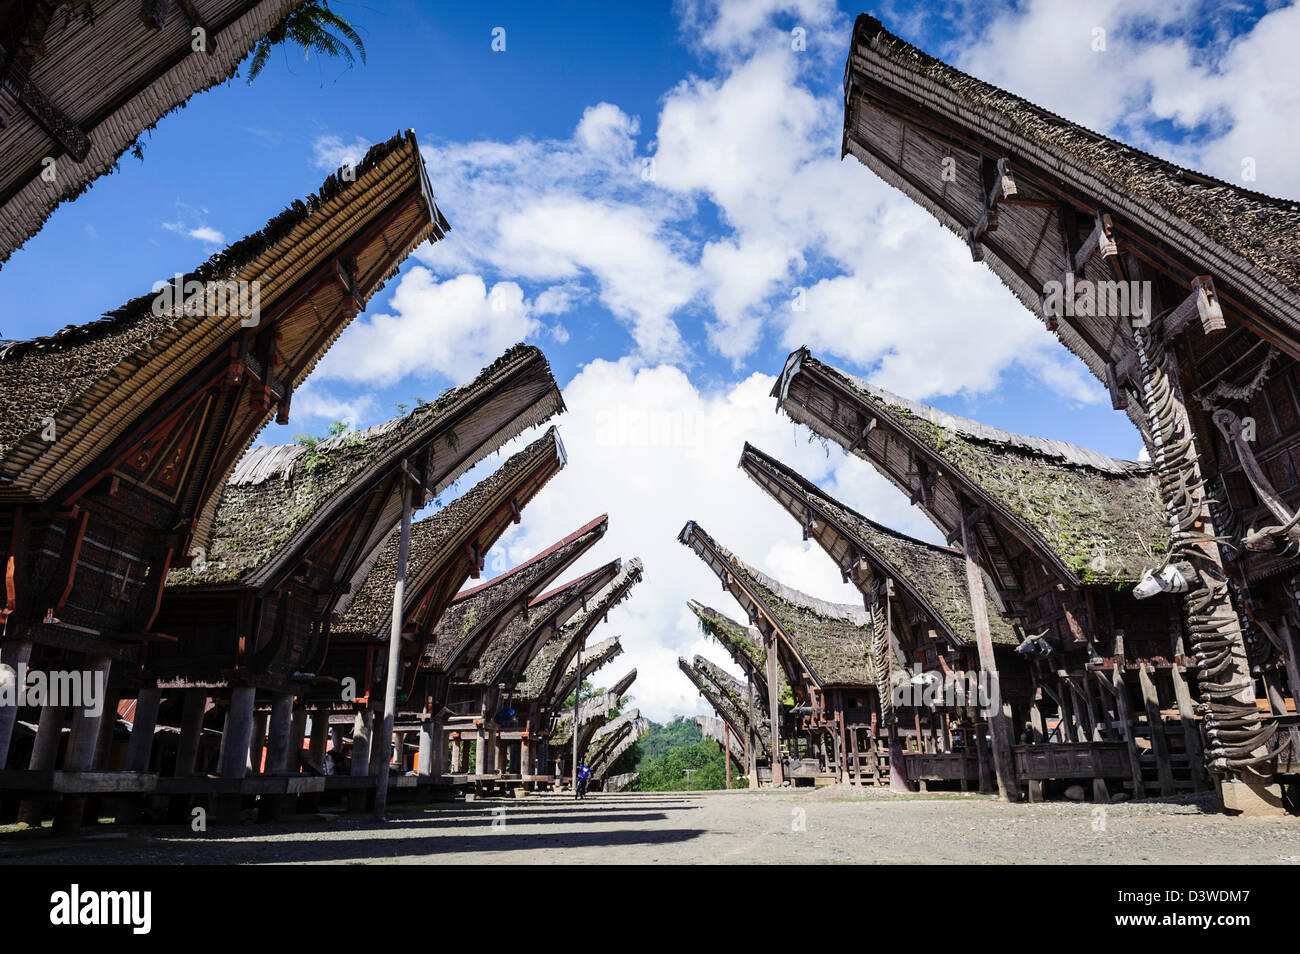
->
[575,764,592,799]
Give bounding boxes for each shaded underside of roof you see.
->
[0,1,306,267]
[461,559,620,687]
[167,345,558,588]
[0,129,447,505]
[680,521,873,687]
[842,14,1300,381]
[330,427,564,637]
[740,443,1017,648]
[776,350,1166,584]
[678,655,768,757]
[518,634,621,703]
[427,516,607,672]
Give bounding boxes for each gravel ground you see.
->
[3,788,1300,864]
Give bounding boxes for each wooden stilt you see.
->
[375,473,414,818]
[0,640,33,769]
[53,655,112,832]
[959,509,1016,802]
[17,703,65,826]
[1139,664,1176,796]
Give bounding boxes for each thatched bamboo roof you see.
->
[549,669,637,747]
[678,655,768,759]
[0,129,448,515]
[774,348,1166,586]
[167,346,562,591]
[0,1,311,266]
[519,634,621,704]
[740,443,1017,648]
[460,559,621,688]
[331,426,567,638]
[678,521,873,687]
[591,715,649,780]
[685,599,779,698]
[842,14,1300,390]
[521,558,644,709]
[427,515,608,678]
[695,714,746,766]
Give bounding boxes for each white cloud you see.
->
[461,359,937,722]
[162,221,225,244]
[951,0,1300,197]
[313,268,541,385]
[312,133,372,172]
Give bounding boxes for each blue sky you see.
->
[2,0,1296,720]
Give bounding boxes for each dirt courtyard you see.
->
[3,787,1300,865]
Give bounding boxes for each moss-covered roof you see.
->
[0,130,446,491]
[678,655,769,758]
[740,444,1018,648]
[331,427,564,637]
[167,345,557,588]
[427,515,608,672]
[686,600,785,698]
[680,521,873,687]
[846,14,1300,315]
[518,634,622,703]
[786,352,1166,584]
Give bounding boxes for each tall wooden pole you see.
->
[765,631,783,786]
[958,504,1017,802]
[375,474,413,818]
[723,721,732,788]
[571,643,583,789]
[745,673,758,789]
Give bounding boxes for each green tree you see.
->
[246,2,366,83]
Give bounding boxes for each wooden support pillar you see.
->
[308,708,329,771]
[745,672,758,789]
[959,511,1016,802]
[475,727,491,775]
[1109,667,1146,800]
[519,734,532,779]
[1168,643,1208,792]
[124,688,161,773]
[0,639,33,769]
[350,709,373,776]
[248,711,268,775]
[175,691,207,777]
[1139,665,1176,797]
[290,705,309,772]
[375,473,414,818]
[888,725,910,791]
[1277,618,1300,706]
[16,703,66,826]
[263,692,294,775]
[53,655,112,832]
[764,631,783,787]
[418,720,435,777]
[450,737,462,774]
[218,687,257,779]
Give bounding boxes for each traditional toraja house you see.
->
[515,560,643,784]
[424,516,609,776]
[549,667,636,775]
[773,349,1213,801]
[678,521,874,786]
[132,350,561,819]
[839,14,1300,813]
[0,0,308,265]
[686,598,778,781]
[677,654,767,782]
[433,559,623,783]
[324,425,568,752]
[740,442,1026,792]
[584,708,649,783]
[0,131,444,827]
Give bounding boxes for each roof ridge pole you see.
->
[958,501,1017,803]
[375,466,415,818]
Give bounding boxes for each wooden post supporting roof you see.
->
[374,471,413,818]
[959,503,1016,802]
